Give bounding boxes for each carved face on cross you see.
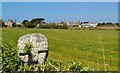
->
[17,33,48,65]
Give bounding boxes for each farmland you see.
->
[2,28,118,71]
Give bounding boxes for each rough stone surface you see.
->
[17,33,48,64]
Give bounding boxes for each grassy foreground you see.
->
[2,28,118,71]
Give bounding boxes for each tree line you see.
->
[1,18,120,28]
[22,18,45,28]
[97,22,120,26]
[0,18,68,29]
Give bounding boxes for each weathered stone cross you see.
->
[17,33,48,65]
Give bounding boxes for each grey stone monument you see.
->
[17,33,48,65]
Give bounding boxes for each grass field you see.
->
[2,28,118,71]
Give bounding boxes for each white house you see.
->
[16,22,22,25]
[66,22,79,26]
[5,20,13,27]
[80,22,98,28]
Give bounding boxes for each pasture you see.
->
[2,28,118,71]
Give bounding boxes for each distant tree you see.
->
[73,25,78,27]
[61,21,64,24]
[102,22,105,25]
[106,22,112,25]
[25,22,35,28]
[116,23,120,26]
[62,24,68,29]
[22,20,29,25]
[97,22,116,26]
[16,24,22,27]
[97,23,101,26]
[12,22,17,27]
[0,19,5,27]
[30,18,45,26]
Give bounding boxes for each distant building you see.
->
[16,22,22,25]
[66,22,79,26]
[5,20,13,27]
[80,22,98,28]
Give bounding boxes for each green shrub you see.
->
[39,24,51,29]
[24,22,35,28]
[12,23,17,27]
[68,62,89,72]
[62,24,68,29]
[2,42,24,72]
[39,24,68,29]
[23,43,34,54]
[16,24,22,27]
[2,42,88,72]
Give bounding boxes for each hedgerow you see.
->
[2,42,89,72]
[39,24,68,29]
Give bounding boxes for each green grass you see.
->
[2,28,118,71]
